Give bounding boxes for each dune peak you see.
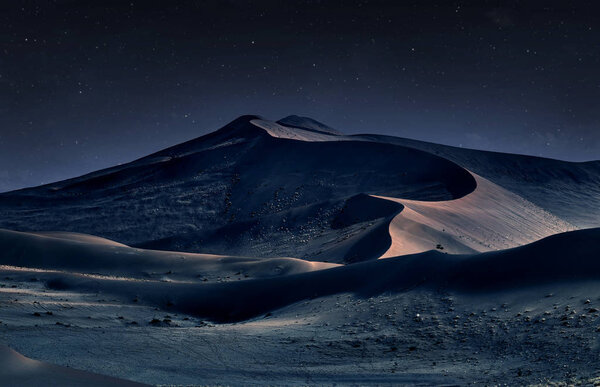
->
[277,115,343,135]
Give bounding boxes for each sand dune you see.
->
[276,115,344,136]
[2,227,600,384]
[251,118,342,142]
[0,116,478,263]
[360,134,600,228]
[0,344,144,386]
[1,226,597,323]
[31,231,129,247]
[378,172,574,256]
[1,115,600,384]
[0,229,336,282]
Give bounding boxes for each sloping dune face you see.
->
[0,228,337,282]
[0,344,144,386]
[0,116,476,263]
[378,173,574,257]
[360,134,600,229]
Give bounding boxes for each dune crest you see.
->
[0,228,337,282]
[377,172,574,257]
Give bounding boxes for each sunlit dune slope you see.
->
[377,173,573,257]
[359,134,600,228]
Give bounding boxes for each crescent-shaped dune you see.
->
[377,172,574,257]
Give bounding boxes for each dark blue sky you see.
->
[1,1,599,192]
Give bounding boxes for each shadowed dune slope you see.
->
[0,345,145,387]
[0,116,476,263]
[4,228,597,323]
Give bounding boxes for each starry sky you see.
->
[1,1,599,192]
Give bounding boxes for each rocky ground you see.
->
[3,273,600,385]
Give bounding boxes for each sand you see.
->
[0,344,145,386]
[0,115,599,385]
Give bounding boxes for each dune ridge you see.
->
[376,172,574,257]
[1,226,598,323]
[358,133,600,228]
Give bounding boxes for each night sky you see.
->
[1,1,599,192]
